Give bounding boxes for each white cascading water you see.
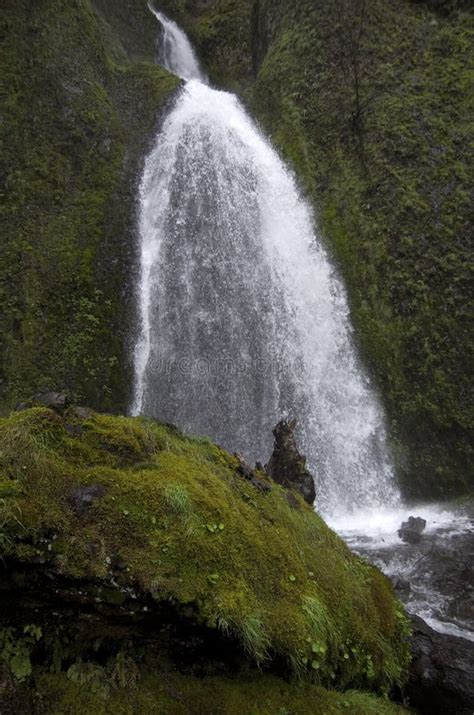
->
[132,9,474,643]
[151,8,204,81]
[132,8,401,517]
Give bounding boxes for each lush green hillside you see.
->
[0,0,179,414]
[0,406,410,712]
[158,0,473,499]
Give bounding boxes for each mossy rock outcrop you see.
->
[0,408,410,712]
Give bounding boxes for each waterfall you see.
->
[132,10,401,516]
[149,6,204,81]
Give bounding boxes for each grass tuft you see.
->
[163,484,192,517]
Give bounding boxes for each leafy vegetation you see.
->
[0,626,43,682]
[0,407,411,704]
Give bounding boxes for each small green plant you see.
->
[206,522,224,533]
[109,652,140,689]
[364,654,375,680]
[395,602,412,639]
[312,642,327,655]
[0,625,43,681]
[217,611,270,665]
[163,484,192,516]
[44,634,66,674]
[67,660,110,699]
[302,596,338,653]
[0,495,25,554]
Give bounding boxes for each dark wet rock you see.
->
[235,454,272,493]
[285,492,302,511]
[68,405,92,420]
[0,561,251,685]
[64,423,84,437]
[16,391,69,414]
[410,0,471,16]
[392,576,411,599]
[429,530,474,631]
[265,419,316,505]
[15,401,29,412]
[355,520,474,711]
[449,594,474,624]
[407,614,474,715]
[110,555,128,572]
[68,484,106,516]
[398,515,427,544]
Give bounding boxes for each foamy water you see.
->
[330,503,474,642]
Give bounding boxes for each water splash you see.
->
[132,12,400,516]
[330,502,474,642]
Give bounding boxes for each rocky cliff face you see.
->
[1,0,179,415]
[157,0,473,500]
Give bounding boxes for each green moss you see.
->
[91,0,159,62]
[0,0,179,414]
[0,407,411,694]
[32,667,407,714]
[276,2,472,499]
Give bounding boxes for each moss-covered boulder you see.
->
[0,407,410,712]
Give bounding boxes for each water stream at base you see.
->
[328,502,474,642]
[132,9,474,642]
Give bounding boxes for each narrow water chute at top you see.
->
[148,5,205,81]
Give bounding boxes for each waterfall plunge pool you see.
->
[327,501,474,643]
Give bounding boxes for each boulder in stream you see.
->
[398,515,427,544]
